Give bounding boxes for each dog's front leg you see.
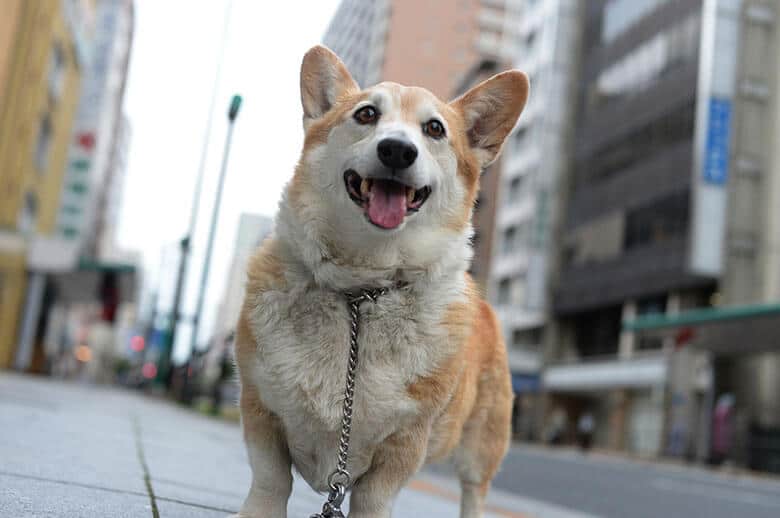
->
[235,384,292,518]
[348,423,428,518]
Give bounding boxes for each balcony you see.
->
[543,352,667,392]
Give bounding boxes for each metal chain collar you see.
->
[310,287,389,518]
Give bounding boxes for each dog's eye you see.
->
[423,119,446,139]
[354,106,379,125]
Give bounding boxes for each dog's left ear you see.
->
[300,45,359,131]
[450,70,529,168]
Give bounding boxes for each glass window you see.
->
[502,226,517,254]
[577,101,695,188]
[47,42,66,101]
[497,278,512,305]
[602,0,670,43]
[506,175,524,204]
[623,191,690,251]
[591,14,700,110]
[512,327,542,348]
[34,114,53,172]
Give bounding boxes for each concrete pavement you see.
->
[0,373,547,517]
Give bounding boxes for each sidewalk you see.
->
[0,373,542,517]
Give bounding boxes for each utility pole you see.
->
[158,0,233,386]
[188,94,242,360]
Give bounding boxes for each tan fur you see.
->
[233,45,527,518]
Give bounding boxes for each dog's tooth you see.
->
[360,178,370,196]
[407,187,415,204]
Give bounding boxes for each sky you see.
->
[117,0,341,361]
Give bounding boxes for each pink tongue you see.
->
[367,180,407,229]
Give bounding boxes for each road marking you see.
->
[652,477,780,508]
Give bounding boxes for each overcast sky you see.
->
[117,0,340,361]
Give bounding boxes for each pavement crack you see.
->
[132,416,160,518]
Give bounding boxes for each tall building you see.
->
[485,0,584,419]
[0,0,92,369]
[322,0,390,88]
[324,0,521,99]
[203,214,273,383]
[543,0,780,464]
[59,0,134,260]
[6,0,136,372]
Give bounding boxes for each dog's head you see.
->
[281,45,528,282]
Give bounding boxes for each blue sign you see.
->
[703,97,731,185]
[511,373,540,394]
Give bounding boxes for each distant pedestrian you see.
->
[578,412,595,451]
[712,393,735,465]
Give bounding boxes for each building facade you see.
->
[322,0,391,89]
[2,0,136,373]
[324,0,523,99]
[544,0,780,462]
[0,0,92,369]
[486,0,583,416]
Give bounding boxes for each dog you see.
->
[233,45,528,518]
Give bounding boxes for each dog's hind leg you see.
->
[234,382,293,518]
[452,365,513,518]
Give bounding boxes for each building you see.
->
[484,0,583,437]
[457,61,505,294]
[322,0,389,89]
[95,114,132,261]
[543,0,780,465]
[0,0,92,369]
[59,0,134,260]
[202,214,272,389]
[6,0,136,371]
[323,0,521,99]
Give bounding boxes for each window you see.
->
[496,275,526,307]
[524,30,537,51]
[577,101,696,188]
[47,42,66,101]
[512,327,542,348]
[602,0,670,43]
[34,114,53,172]
[497,278,512,305]
[506,175,524,204]
[18,191,38,234]
[623,191,689,250]
[513,126,530,153]
[636,296,666,350]
[502,226,517,254]
[591,13,700,109]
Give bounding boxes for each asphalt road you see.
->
[486,444,780,518]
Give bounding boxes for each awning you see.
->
[624,302,780,356]
[624,302,780,332]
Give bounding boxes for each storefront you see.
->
[626,303,780,473]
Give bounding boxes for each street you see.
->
[3,372,779,518]
[487,444,780,518]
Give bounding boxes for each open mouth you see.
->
[344,169,431,230]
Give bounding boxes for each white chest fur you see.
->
[244,278,465,491]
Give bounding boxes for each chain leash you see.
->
[310,287,389,518]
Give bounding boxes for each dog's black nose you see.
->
[377,138,418,170]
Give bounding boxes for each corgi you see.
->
[233,45,528,518]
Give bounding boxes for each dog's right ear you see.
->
[300,45,359,131]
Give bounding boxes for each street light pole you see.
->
[188,94,242,362]
[158,0,233,386]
